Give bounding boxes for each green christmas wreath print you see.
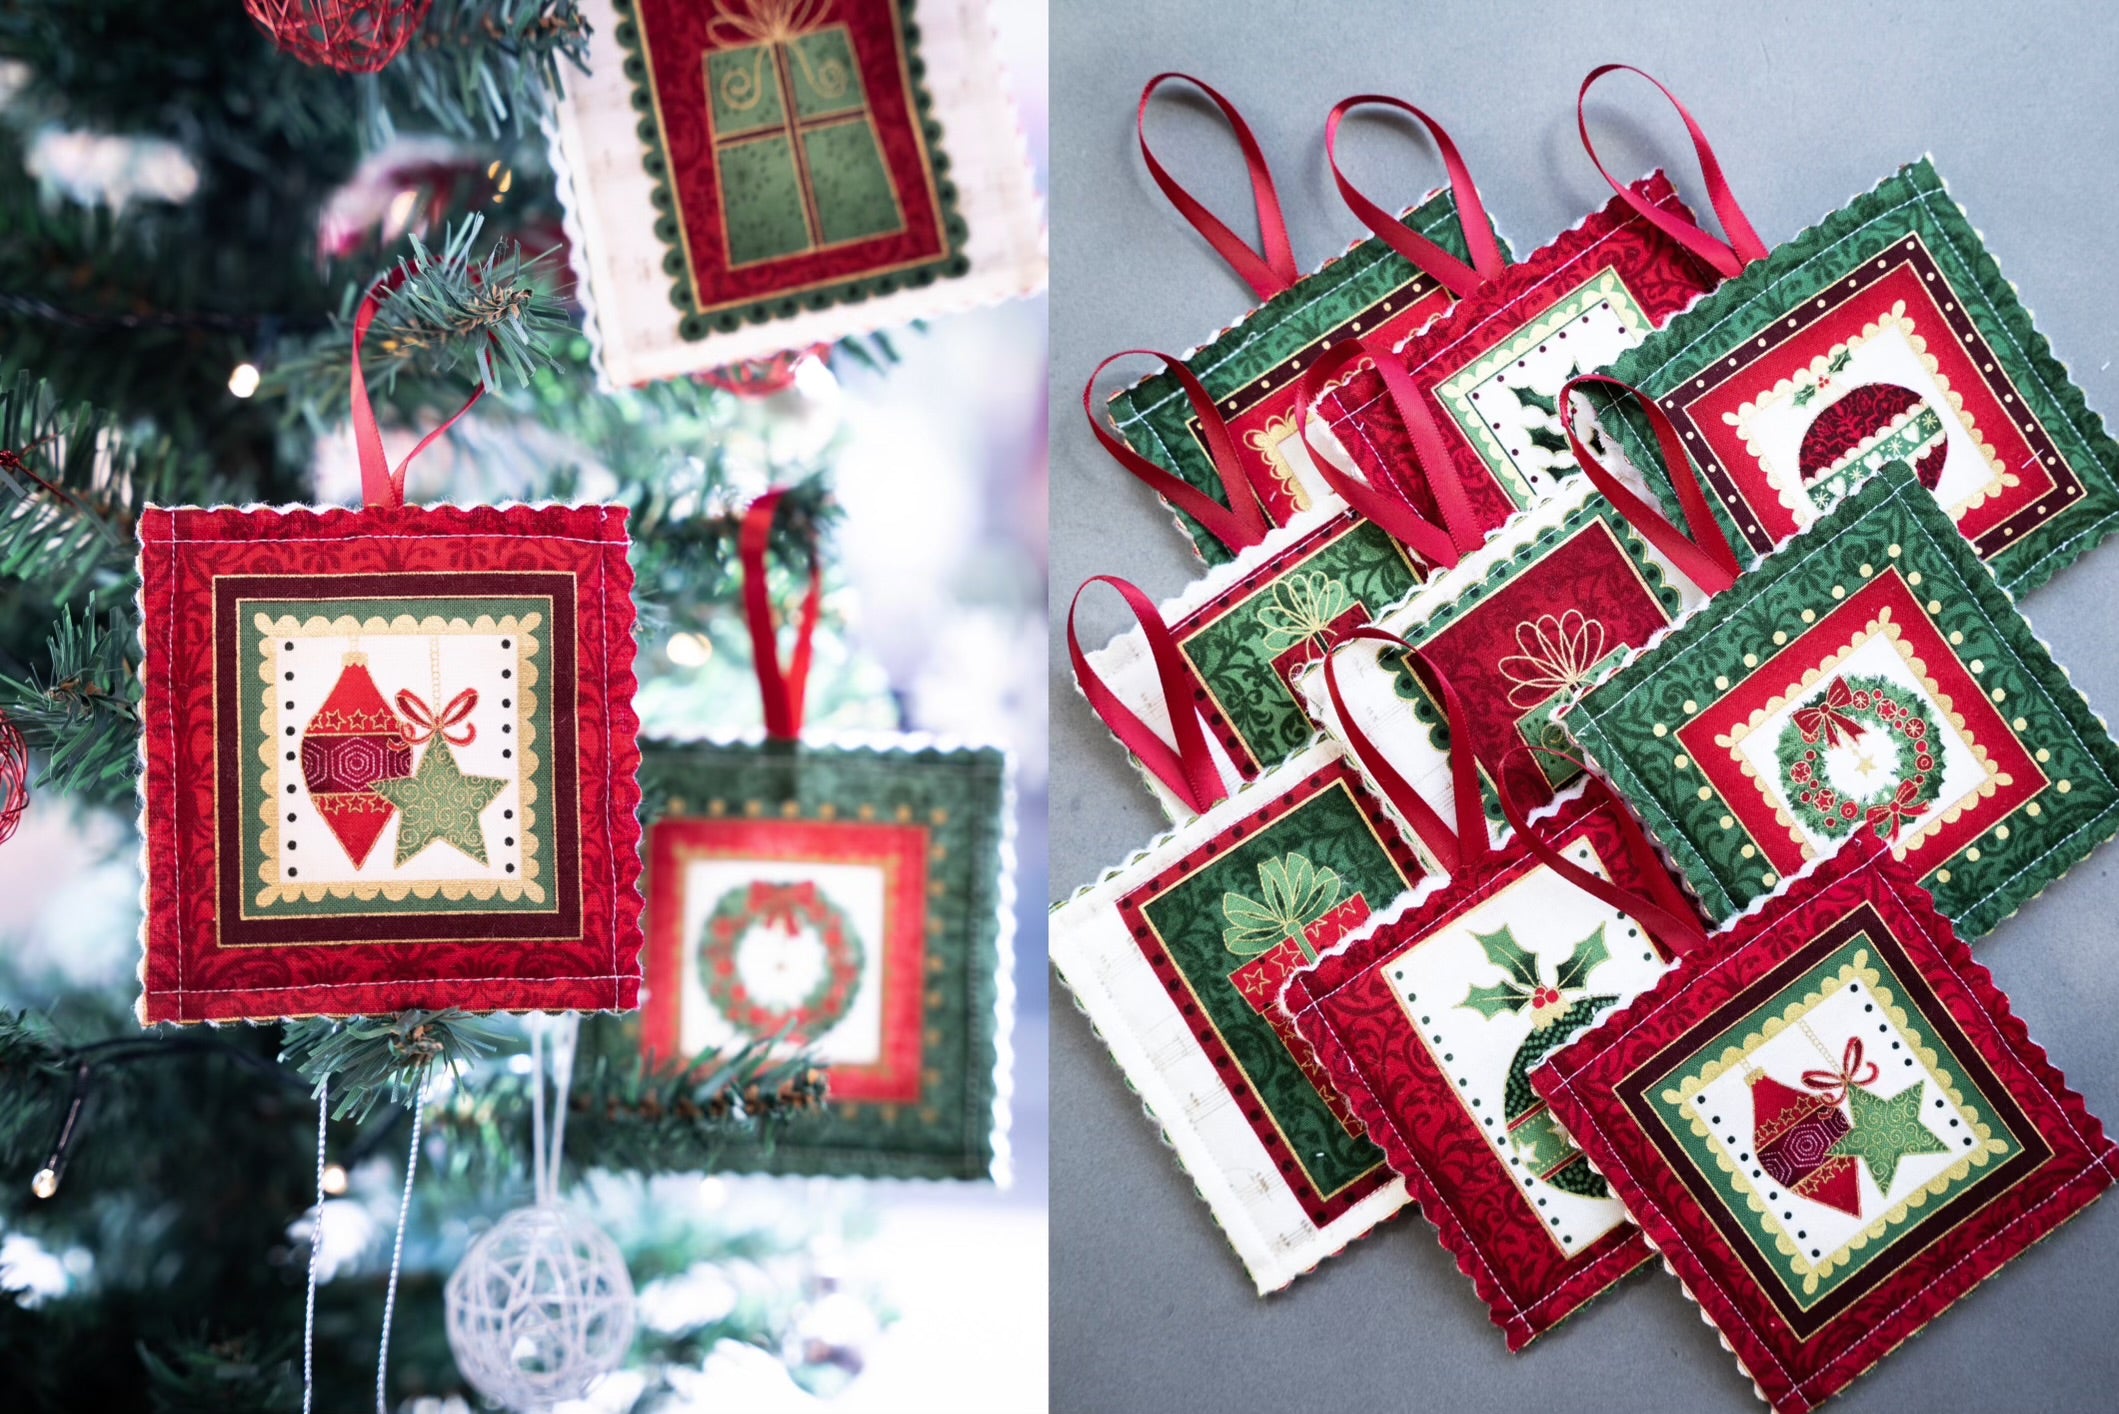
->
[699,879,866,1043]
[1775,673,1943,842]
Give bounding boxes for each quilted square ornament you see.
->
[1533,834,2119,1413]
[1294,473,1717,843]
[136,501,645,1024]
[1566,460,2119,938]
[1601,156,2119,596]
[1106,81,1513,563]
[640,736,1013,1181]
[1049,737,1434,1292]
[1280,659,1711,1346]
[549,0,1046,383]
[1310,72,1755,540]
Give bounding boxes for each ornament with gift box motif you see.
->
[639,491,1014,1181]
[1532,833,2119,1414]
[549,0,1045,383]
[135,283,644,1024]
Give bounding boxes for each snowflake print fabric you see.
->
[1533,835,2119,1413]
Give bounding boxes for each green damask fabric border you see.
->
[1601,157,2119,598]
[609,0,971,340]
[1566,463,2119,938]
[638,737,1008,1180]
[1109,195,1510,565]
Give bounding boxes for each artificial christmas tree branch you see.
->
[0,608,140,802]
[389,0,593,139]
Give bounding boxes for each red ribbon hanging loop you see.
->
[349,274,489,509]
[395,688,479,746]
[1291,346,1461,570]
[1577,64,1768,282]
[1067,575,1229,816]
[740,488,824,743]
[1084,352,1273,556]
[1492,745,1713,958]
[1320,631,1491,876]
[1324,95,1505,300]
[1138,73,1299,302]
[1558,374,1743,595]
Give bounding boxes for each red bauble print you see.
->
[300,656,415,869]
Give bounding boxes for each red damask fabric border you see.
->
[1534,834,2118,1412]
[136,503,645,1024]
[1283,786,1702,1349]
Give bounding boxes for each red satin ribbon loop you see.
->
[1085,351,1272,555]
[1371,345,1486,557]
[1493,746,1713,958]
[1577,64,1768,282]
[1559,374,1742,595]
[1292,345,1460,569]
[740,488,824,742]
[1068,575,1228,816]
[1321,630,1490,875]
[350,274,488,509]
[1138,73,1299,301]
[395,687,478,746]
[1801,1037,1880,1104]
[1324,94,1505,300]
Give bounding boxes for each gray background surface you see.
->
[1047,3,2119,1410]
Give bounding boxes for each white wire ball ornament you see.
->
[444,1201,636,1410]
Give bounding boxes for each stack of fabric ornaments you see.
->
[1054,66,2119,1412]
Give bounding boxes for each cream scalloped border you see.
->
[1660,947,2007,1298]
[1725,300,2014,523]
[1437,266,1654,505]
[251,611,546,907]
[1709,602,2007,864]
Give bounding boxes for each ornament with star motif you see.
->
[370,737,508,868]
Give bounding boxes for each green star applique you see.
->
[369,741,507,868]
[1829,1080,1950,1190]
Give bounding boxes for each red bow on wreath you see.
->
[1865,776,1925,837]
[1794,678,1861,747]
[1800,1037,1880,1105]
[747,881,820,935]
[395,688,479,746]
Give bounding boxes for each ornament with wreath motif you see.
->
[638,488,1014,1181]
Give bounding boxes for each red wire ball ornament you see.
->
[698,345,831,399]
[0,711,27,847]
[243,0,435,74]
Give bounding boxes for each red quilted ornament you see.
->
[243,0,433,74]
[300,656,414,869]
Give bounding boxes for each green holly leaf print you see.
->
[1221,852,1343,956]
[1511,383,1560,418]
[1551,922,1610,993]
[1469,924,1542,993]
[1256,571,1355,656]
[1525,423,1571,456]
[1461,980,1532,1019]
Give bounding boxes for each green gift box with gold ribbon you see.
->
[704,0,908,267]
